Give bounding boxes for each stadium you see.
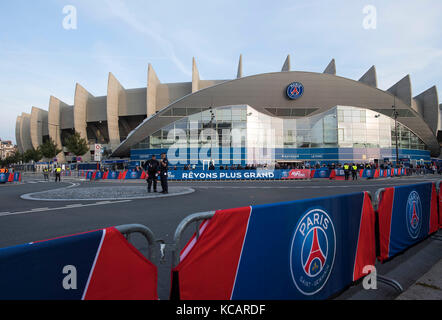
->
[15,55,441,167]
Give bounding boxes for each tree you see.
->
[23,148,42,163]
[64,131,89,157]
[40,138,62,159]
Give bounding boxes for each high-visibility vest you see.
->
[56,168,61,173]
[352,166,357,170]
[344,165,349,170]
[0,168,5,173]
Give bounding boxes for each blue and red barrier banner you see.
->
[0,173,8,183]
[173,192,376,300]
[377,182,439,262]
[106,171,119,180]
[310,168,330,179]
[0,173,21,183]
[0,227,158,300]
[330,169,346,180]
[361,169,375,178]
[13,172,21,182]
[90,171,103,180]
[439,186,442,229]
[125,170,142,180]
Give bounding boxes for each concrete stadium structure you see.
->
[15,55,442,165]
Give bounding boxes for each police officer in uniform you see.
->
[351,163,358,180]
[159,153,169,194]
[343,163,350,180]
[43,167,49,181]
[143,155,160,193]
[55,166,62,182]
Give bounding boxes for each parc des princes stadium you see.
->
[14,55,442,167]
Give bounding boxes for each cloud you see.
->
[101,0,192,77]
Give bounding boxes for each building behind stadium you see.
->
[15,55,442,167]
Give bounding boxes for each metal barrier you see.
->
[433,180,442,240]
[373,187,404,292]
[115,224,157,262]
[172,211,215,268]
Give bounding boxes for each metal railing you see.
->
[172,211,215,268]
[115,224,157,262]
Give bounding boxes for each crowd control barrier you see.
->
[436,181,442,230]
[0,224,158,300]
[0,172,22,183]
[170,192,376,300]
[375,182,439,262]
[310,168,331,178]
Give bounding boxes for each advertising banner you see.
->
[280,169,311,180]
[377,182,439,261]
[173,192,376,300]
[311,168,331,179]
[0,228,158,300]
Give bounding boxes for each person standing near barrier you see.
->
[55,166,62,182]
[351,163,358,180]
[143,155,160,193]
[343,163,350,180]
[159,153,169,194]
[43,167,49,181]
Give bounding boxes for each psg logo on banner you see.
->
[286,82,304,100]
[406,191,422,239]
[290,208,336,295]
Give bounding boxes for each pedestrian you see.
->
[142,155,160,193]
[351,163,358,180]
[55,166,61,182]
[343,163,350,180]
[159,153,169,194]
[43,167,49,181]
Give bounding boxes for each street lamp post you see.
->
[392,97,400,167]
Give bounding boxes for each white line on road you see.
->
[0,200,132,218]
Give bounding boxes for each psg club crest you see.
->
[286,82,304,100]
[290,208,336,295]
[406,191,422,239]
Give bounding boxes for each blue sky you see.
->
[0,0,441,143]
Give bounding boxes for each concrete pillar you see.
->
[48,96,67,163]
[74,83,93,161]
[20,113,33,152]
[414,86,439,134]
[147,63,160,117]
[237,54,243,79]
[15,115,23,154]
[281,55,291,72]
[323,59,336,75]
[192,57,200,93]
[30,107,48,150]
[387,75,412,106]
[107,73,126,152]
[359,66,378,88]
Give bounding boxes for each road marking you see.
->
[0,200,132,218]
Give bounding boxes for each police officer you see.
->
[143,155,160,193]
[343,163,350,180]
[351,163,358,180]
[159,153,169,194]
[43,167,49,181]
[55,166,62,182]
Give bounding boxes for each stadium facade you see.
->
[15,55,442,166]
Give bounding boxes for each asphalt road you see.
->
[1,174,441,300]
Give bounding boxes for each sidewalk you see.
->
[396,257,442,300]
